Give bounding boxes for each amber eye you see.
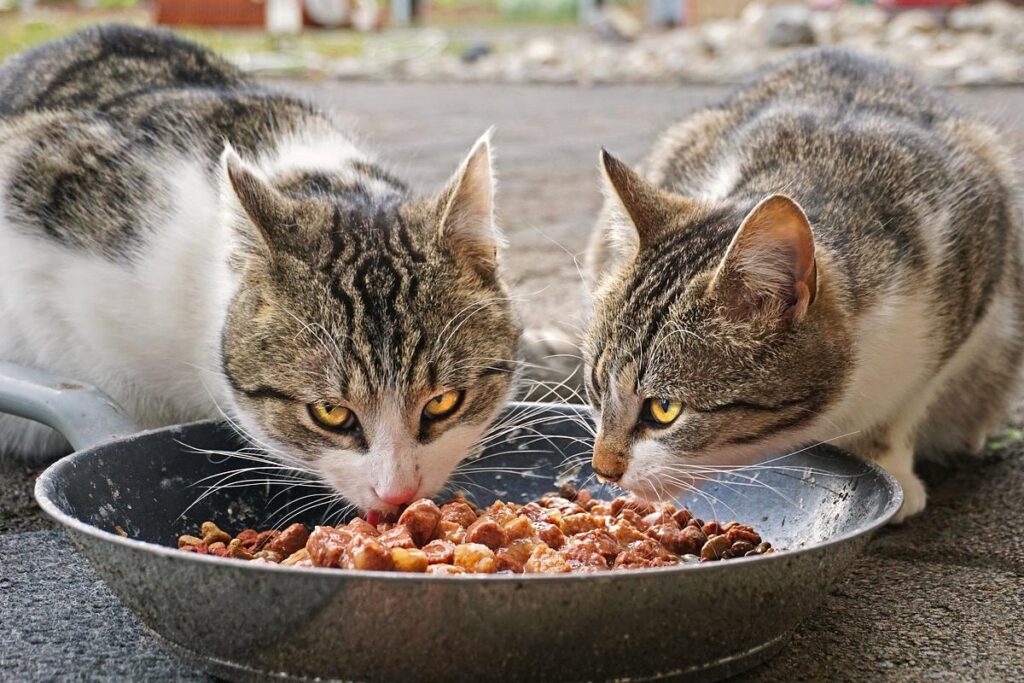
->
[423,390,464,420]
[308,403,358,431]
[643,398,683,426]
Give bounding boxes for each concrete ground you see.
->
[2,82,1023,681]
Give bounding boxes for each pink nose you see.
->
[375,486,418,506]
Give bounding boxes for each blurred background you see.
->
[1,1,1023,86]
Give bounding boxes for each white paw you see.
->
[889,470,927,524]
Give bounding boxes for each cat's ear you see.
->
[600,148,698,252]
[221,144,295,255]
[712,194,817,322]
[436,129,502,275]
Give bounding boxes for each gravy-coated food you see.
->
[177,485,773,573]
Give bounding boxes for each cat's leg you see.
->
[855,424,928,524]
[916,317,1023,460]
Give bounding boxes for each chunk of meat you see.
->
[391,547,429,572]
[348,536,394,571]
[265,523,309,557]
[502,516,534,541]
[464,517,508,551]
[531,521,566,549]
[398,499,442,546]
[559,512,601,535]
[306,526,353,568]
[572,529,620,560]
[435,520,467,545]
[421,539,456,565]
[378,525,416,550]
[524,545,571,573]
[453,543,497,573]
[439,501,478,528]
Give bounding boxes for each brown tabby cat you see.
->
[0,26,521,514]
[584,49,1023,522]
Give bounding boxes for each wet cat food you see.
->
[176,485,773,574]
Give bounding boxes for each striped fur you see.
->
[584,49,1023,522]
[0,26,521,513]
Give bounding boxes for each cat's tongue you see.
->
[365,510,385,526]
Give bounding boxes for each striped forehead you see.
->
[594,206,742,377]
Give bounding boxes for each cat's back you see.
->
[0,23,244,117]
[644,48,1022,355]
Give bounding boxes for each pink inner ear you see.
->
[723,194,817,320]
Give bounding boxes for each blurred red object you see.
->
[154,0,268,27]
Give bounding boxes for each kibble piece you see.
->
[730,540,755,556]
[177,534,204,549]
[700,534,731,561]
[439,500,478,528]
[524,545,571,573]
[398,499,442,546]
[391,547,430,573]
[725,524,762,547]
[426,563,466,575]
[200,521,232,546]
[265,523,310,557]
[465,516,508,551]
[702,521,723,537]
[235,529,260,550]
[228,538,255,560]
[453,543,497,573]
[421,539,457,565]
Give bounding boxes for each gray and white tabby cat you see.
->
[0,26,522,513]
[584,49,1023,522]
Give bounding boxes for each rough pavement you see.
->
[2,82,1023,681]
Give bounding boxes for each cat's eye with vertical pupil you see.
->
[643,398,683,426]
[308,403,357,431]
[423,390,464,420]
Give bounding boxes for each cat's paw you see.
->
[889,470,927,524]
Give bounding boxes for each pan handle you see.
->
[0,361,140,455]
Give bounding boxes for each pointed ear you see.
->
[712,194,817,322]
[222,144,295,254]
[437,130,500,275]
[600,148,699,251]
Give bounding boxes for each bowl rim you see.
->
[34,404,904,584]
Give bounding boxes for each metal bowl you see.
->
[2,362,902,682]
